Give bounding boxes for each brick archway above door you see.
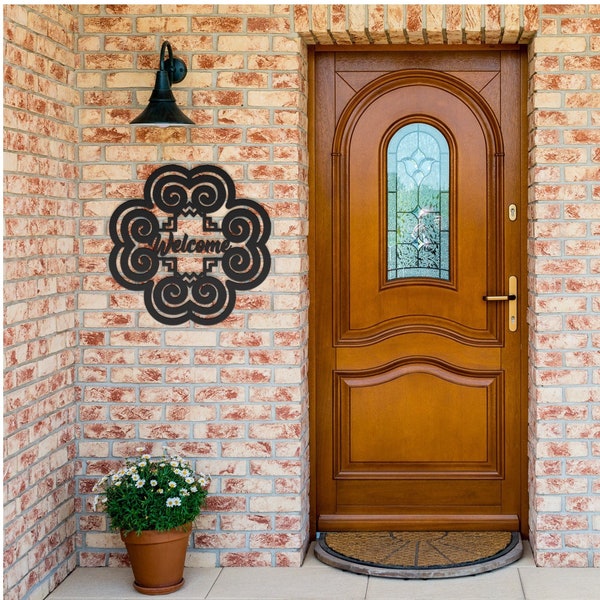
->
[293,4,539,45]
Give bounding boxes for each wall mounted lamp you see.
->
[131,40,194,127]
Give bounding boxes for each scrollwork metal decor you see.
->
[109,164,271,325]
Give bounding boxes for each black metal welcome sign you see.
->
[109,164,271,325]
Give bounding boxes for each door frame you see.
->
[307,45,530,538]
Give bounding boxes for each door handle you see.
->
[483,276,518,332]
[483,294,516,301]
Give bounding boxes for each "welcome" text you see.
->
[150,232,231,256]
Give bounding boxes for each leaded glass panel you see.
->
[387,123,450,281]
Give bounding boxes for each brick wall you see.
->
[3,5,79,600]
[3,5,600,599]
[527,3,600,568]
[74,4,310,570]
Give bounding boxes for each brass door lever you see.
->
[483,276,517,332]
[483,294,516,301]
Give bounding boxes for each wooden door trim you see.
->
[308,46,529,539]
[517,48,529,540]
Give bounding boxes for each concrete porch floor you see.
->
[46,542,600,600]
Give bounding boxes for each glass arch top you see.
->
[387,122,450,281]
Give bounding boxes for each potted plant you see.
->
[93,447,211,595]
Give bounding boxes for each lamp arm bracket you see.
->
[159,40,187,84]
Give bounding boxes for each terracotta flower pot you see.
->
[121,523,192,595]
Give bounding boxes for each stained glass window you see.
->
[387,123,450,281]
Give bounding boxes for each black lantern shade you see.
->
[131,41,194,127]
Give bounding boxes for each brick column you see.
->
[3,5,79,599]
[527,4,600,567]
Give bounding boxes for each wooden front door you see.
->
[310,49,527,534]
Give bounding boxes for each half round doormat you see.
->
[315,531,522,579]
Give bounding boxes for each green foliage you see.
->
[93,448,210,535]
